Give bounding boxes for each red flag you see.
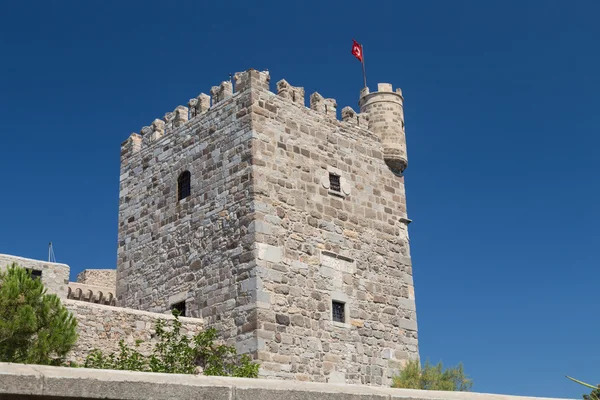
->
[351,40,363,62]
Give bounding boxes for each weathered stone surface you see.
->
[64,300,203,365]
[258,244,283,263]
[77,269,116,288]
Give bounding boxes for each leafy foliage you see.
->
[392,359,473,391]
[567,376,600,400]
[0,263,78,365]
[84,310,259,378]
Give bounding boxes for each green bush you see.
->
[392,359,473,391]
[0,263,78,365]
[84,310,259,378]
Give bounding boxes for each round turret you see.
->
[359,83,407,175]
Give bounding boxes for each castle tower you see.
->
[116,69,418,386]
[359,84,407,175]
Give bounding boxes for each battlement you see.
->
[120,69,269,158]
[120,69,406,159]
[67,281,116,305]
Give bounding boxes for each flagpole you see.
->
[361,52,367,88]
[352,39,368,88]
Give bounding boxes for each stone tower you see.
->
[358,84,408,175]
[116,69,418,385]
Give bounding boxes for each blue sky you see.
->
[0,1,598,397]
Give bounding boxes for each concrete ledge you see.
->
[0,363,572,400]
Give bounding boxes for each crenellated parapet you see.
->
[234,69,270,92]
[121,69,270,158]
[309,92,337,118]
[188,93,210,118]
[120,133,142,163]
[210,81,233,104]
[119,68,403,163]
[276,79,305,105]
[66,282,116,306]
[341,106,369,127]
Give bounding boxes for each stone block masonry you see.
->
[64,299,203,365]
[117,68,417,386]
[250,78,416,385]
[76,269,116,288]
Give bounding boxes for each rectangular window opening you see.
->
[27,269,42,280]
[332,300,345,323]
[329,173,341,192]
[171,301,186,317]
[177,171,191,201]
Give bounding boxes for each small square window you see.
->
[27,269,42,280]
[329,173,341,192]
[171,301,186,317]
[332,300,345,323]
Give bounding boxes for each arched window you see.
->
[177,171,191,201]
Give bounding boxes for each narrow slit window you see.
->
[332,300,345,323]
[171,301,186,317]
[329,173,341,192]
[177,171,191,201]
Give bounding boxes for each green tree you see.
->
[84,310,259,378]
[0,263,78,365]
[392,359,473,391]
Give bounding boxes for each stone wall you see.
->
[249,81,416,385]
[0,363,572,400]
[76,269,116,289]
[0,253,69,298]
[64,299,203,364]
[116,71,262,345]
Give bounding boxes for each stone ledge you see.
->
[0,363,572,400]
[0,253,70,270]
[63,299,203,323]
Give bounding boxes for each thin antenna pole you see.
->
[48,242,56,263]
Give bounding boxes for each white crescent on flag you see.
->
[351,40,363,62]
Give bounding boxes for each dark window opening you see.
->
[27,269,42,280]
[177,171,191,201]
[171,301,186,317]
[332,300,345,323]
[329,173,341,192]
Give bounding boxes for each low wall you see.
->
[67,281,116,305]
[64,299,203,365]
[0,363,572,400]
[0,253,69,298]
